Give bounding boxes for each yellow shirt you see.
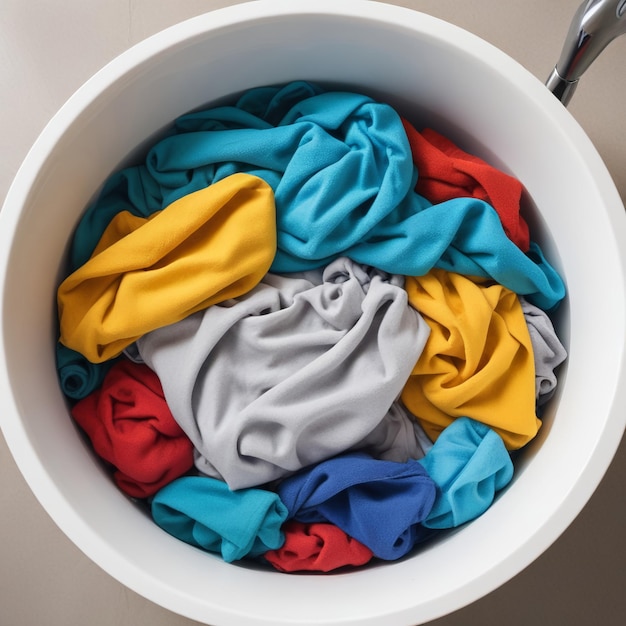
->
[401,268,540,450]
[58,173,276,363]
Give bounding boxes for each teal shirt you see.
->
[69,81,564,311]
[151,475,287,563]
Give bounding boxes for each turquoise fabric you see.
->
[151,476,288,563]
[418,417,514,529]
[69,81,564,310]
[56,343,117,400]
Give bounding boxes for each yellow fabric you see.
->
[401,269,540,450]
[58,173,276,363]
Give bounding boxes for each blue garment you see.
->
[276,451,437,561]
[69,81,411,270]
[418,417,514,529]
[151,476,288,563]
[69,81,564,310]
[55,343,117,400]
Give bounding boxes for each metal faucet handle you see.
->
[547,0,626,105]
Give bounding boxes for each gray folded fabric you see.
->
[133,257,430,489]
[353,400,433,462]
[520,296,568,407]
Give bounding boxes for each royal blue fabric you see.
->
[276,451,437,560]
[55,343,117,400]
[151,476,288,563]
[418,417,514,529]
[69,81,564,310]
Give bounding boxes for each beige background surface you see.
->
[1,1,625,624]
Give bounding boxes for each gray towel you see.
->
[520,296,568,407]
[133,258,430,489]
[353,400,433,462]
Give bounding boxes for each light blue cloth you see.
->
[418,417,514,529]
[151,476,287,563]
[69,81,564,310]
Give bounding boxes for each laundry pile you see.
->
[55,81,567,573]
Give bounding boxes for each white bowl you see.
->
[2,2,626,625]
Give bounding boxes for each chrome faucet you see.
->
[547,0,626,105]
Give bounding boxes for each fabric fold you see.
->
[70,359,194,498]
[418,417,514,529]
[56,343,117,400]
[401,269,540,450]
[275,451,437,561]
[263,521,374,573]
[352,400,431,462]
[402,120,530,251]
[151,475,288,563]
[520,296,568,408]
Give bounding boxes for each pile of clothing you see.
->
[55,81,567,573]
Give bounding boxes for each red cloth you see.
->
[402,119,530,252]
[71,359,194,498]
[264,521,374,572]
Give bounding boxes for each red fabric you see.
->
[264,521,374,573]
[402,119,530,252]
[71,359,194,498]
